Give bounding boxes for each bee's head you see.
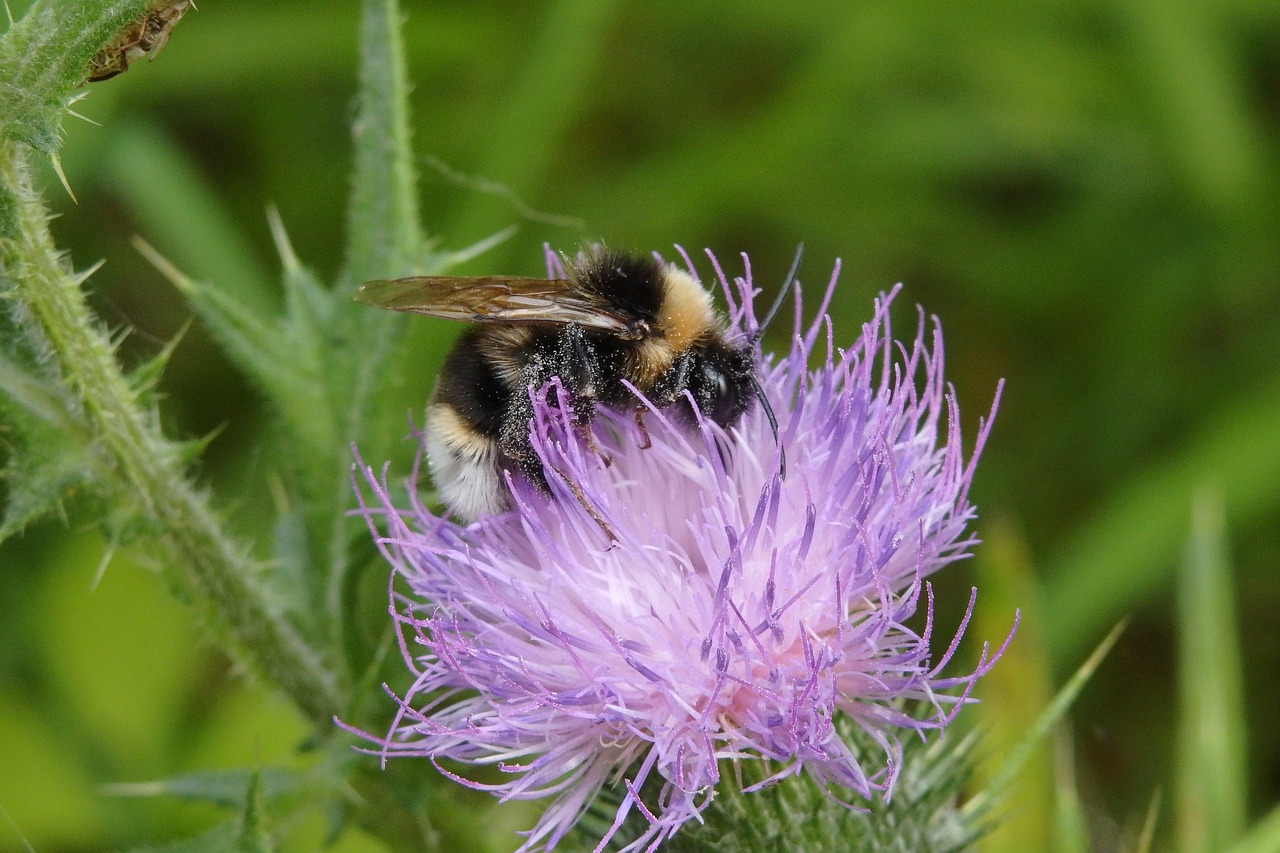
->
[683,339,785,478]
[687,341,757,428]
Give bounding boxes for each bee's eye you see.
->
[694,357,747,427]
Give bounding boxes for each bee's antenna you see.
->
[744,245,799,481]
[750,373,786,480]
[753,243,804,342]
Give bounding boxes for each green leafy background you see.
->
[2,0,1278,850]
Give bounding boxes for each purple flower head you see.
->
[352,249,1011,852]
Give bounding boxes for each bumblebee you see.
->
[355,249,768,522]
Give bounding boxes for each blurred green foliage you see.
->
[2,0,1279,850]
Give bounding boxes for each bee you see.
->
[354,249,776,522]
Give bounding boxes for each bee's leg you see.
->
[499,324,602,488]
[546,462,619,545]
[634,411,652,450]
[556,324,601,426]
[497,325,616,540]
[547,325,613,465]
[578,425,612,466]
[500,436,616,546]
[650,350,694,412]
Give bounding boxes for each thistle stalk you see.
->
[1,114,340,729]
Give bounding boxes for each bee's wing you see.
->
[353,276,638,336]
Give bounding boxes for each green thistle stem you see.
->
[1,139,341,725]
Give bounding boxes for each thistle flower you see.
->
[351,249,1010,852]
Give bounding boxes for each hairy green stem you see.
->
[1,140,341,724]
[326,0,423,683]
[344,0,421,286]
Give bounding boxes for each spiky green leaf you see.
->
[0,326,103,539]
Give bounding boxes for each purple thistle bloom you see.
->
[351,249,1011,852]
